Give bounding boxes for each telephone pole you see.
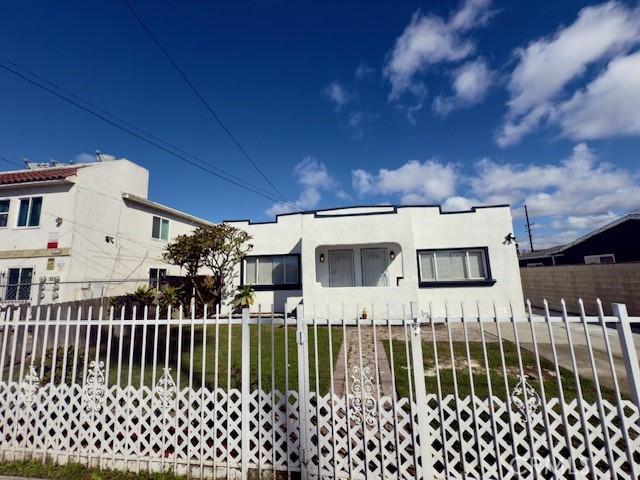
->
[524,204,534,252]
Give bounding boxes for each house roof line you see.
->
[0,165,83,186]
[121,193,214,227]
[519,212,640,259]
[224,203,511,225]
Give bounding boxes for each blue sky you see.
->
[1,0,639,249]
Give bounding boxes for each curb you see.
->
[0,476,46,480]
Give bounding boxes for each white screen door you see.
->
[329,250,355,287]
[361,248,388,286]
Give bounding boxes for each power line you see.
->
[121,0,289,203]
[1,58,279,200]
[0,60,286,204]
[0,155,22,168]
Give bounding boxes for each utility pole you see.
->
[524,204,534,252]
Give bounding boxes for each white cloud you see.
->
[442,195,480,211]
[433,58,494,115]
[322,81,350,110]
[529,230,584,250]
[550,212,617,231]
[351,169,375,196]
[352,159,458,204]
[384,0,493,102]
[554,51,640,140]
[355,62,375,80]
[471,143,640,218]
[498,1,640,146]
[346,111,379,139]
[267,157,338,217]
[74,152,95,163]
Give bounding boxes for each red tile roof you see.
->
[0,167,81,185]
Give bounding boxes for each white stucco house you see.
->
[1,154,524,316]
[0,154,212,305]
[226,205,525,317]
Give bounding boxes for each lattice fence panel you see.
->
[1,377,639,479]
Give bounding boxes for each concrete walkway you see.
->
[332,327,393,397]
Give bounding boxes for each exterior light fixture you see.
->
[320,253,325,263]
[390,251,396,260]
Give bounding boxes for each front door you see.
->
[361,248,388,286]
[329,249,355,287]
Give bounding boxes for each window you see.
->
[418,248,494,286]
[149,268,167,289]
[243,255,300,289]
[361,248,388,287]
[152,216,169,240]
[584,254,615,264]
[17,197,42,227]
[0,199,9,228]
[5,268,33,301]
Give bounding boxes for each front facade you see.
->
[226,205,524,318]
[0,155,211,305]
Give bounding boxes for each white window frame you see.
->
[151,215,170,241]
[417,248,492,285]
[243,255,300,289]
[584,254,615,264]
[0,198,9,229]
[16,196,43,228]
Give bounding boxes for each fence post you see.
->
[409,303,434,480]
[295,305,310,479]
[241,308,251,477]
[614,303,640,409]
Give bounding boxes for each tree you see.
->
[198,224,253,306]
[163,231,208,306]
[163,224,252,308]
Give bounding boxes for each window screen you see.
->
[244,255,300,286]
[418,249,489,283]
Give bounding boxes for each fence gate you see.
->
[295,304,433,479]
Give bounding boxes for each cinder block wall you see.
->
[520,263,640,315]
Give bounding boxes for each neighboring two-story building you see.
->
[0,155,211,305]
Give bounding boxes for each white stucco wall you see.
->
[63,160,211,300]
[226,215,303,312]
[0,181,77,301]
[226,205,524,318]
[408,206,524,317]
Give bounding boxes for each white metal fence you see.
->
[0,299,639,479]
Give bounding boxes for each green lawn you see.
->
[386,339,620,404]
[38,326,619,404]
[42,325,343,394]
